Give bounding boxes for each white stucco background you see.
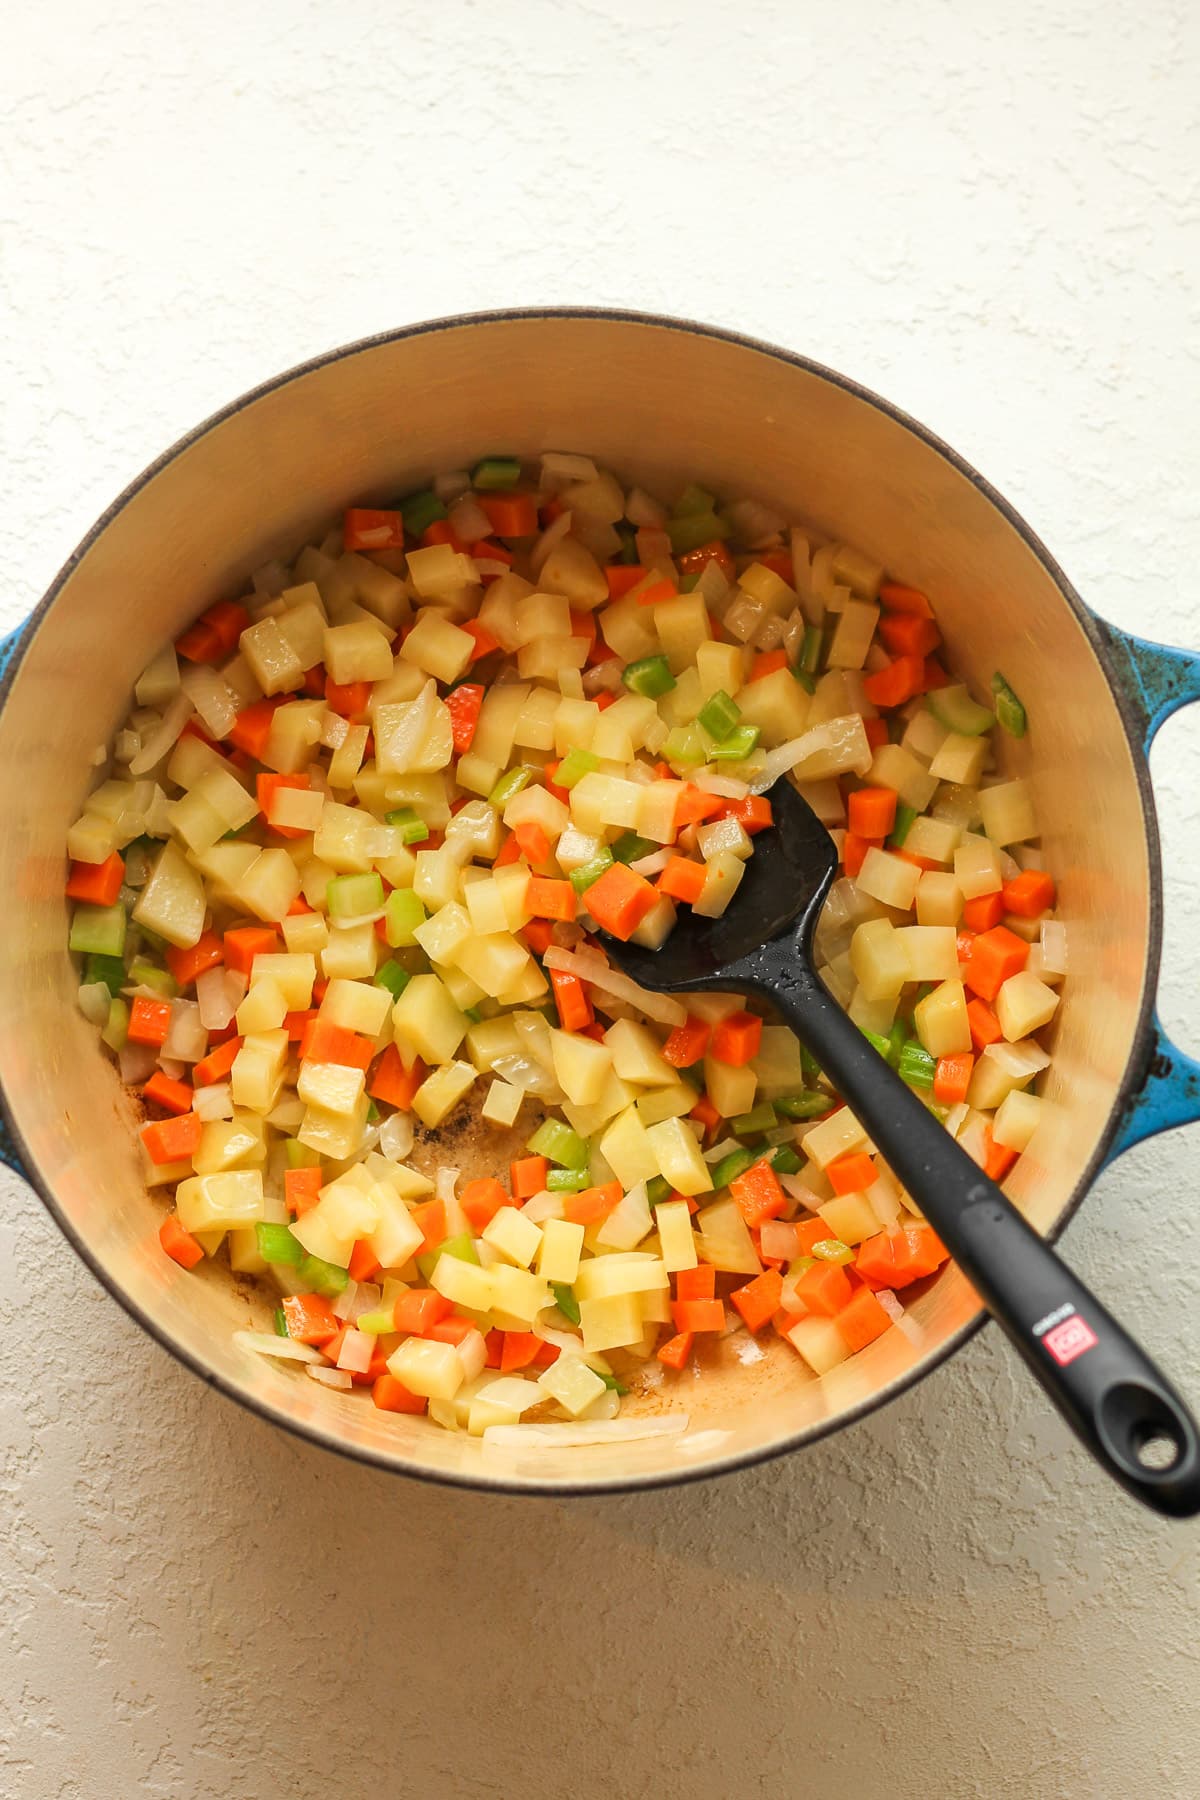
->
[3,3,1199,1795]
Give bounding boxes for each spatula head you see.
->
[603,779,839,994]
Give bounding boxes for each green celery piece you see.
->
[711,1146,757,1188]
[800,1044,823,1082]
[661,723,706,767]
[274,1307,289,1338]
[463,1006,482,1025]
[667,510,728,555]
[398,489,446,536]
[927,684,995,737]
[327,870,385,920]
[811,1239,854,1265]
[69,902,127,958]
[610,832,656,865]
[127,958,177,998]
[296,1254,349,1295]
[774,1092,833,1120]
[615,524,639,564]
[557,748,599,789]
[598,1371,630,1395]
[886,1020,908,1066]
[416,1232,480,1282]
[861,1027,892,1060]
[800,624,823,674]
[366,1100,380,1123]
[355,1307,397,1335]
[488,766,534,808]
[732,1101,777,1136]
[255,1222,303,1265]
[472,456,521,491]
[384,886,427,948]
[546,1167,591,1192]
[792,669,816,695]
[991,671,1027,738]
[385,807,430,844]
[101,997,129,1052]
[527,1117,588,1169]
[679,572,702,593]
[569,851,614,895]
[888,803,918,849]
[284,1139,321,1169]
[645,1174,672,1206]
[622,654,675,699]
[373,959,411,1000]
[767,1145,803,1175]
[552,1283,581,1326]
[710,724,760,761]
[898,1041,936,1090]
[85,952,127,997]
[672,482,717,517]
[697,690,742,742]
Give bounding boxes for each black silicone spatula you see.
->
[602,778,1200,1516]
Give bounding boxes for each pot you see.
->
[2,309,1198,1495]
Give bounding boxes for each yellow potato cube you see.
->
[489,1264,551,1327]
[818,1192,879,1245]
[392,974,468,1065]
[482,1206,543,1269]
[569,772,644,834]
[703,1054,757,1119]
[321,921,379,981]
[230,1029,289,1114]
[297,1060,366,1117]
[413,899,472,965]
[604,1018,676,1087]
[598,1105,661,1188]
[954,834,1003,899]
[915,872,964,927]
[995,971,1060,1041]
[693,851,746,919]
[249,952,316,1011]
[400,609,474,684]
[411,1060,476,1127]
[850,918,909,1001]
[696,640,744,699]
[803,1104,870,1169]
[929,731,987,786]
[895,925,960,982]
[240,616,304,695]
[322,620,394,685]
[855,848,922,913]
[654,1198,698,1273]
[579,1292,645,1353]
[481,1079,524,1129]
[297,1094,369,1160]
[192,1112,266,1175]
[992,1089,1043,1151]
[573,1254,668,1301]
[645,1117,711,1195]
[868,744,938,811]
[536,1218,585,1284]
[913,978,972,1057]
[175,1169,265,1235]
[319,976,391,1037]
[537,1355,607,1418]
[431,1254,494,1312]
[387,1337,466,1401]
[235,976,288,1035]
[979,778,1037,846]
[550,1027,613,1105]
[785,1315,852,1375]
[454,932,531,1000]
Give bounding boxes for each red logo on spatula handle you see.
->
[1043,1315,1098,1366]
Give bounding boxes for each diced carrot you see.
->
[962,891,1005,932]
[410,1200,446,1255]
[347,1239,381,1282]
[532,1337,560,1367]
[757,549,796,584]
[842,832,880,880]
[678,539,736,581]
[663,1015,711,1067]
[635,576,678,607]
[128,995,172,1046]
[66,852,125,906]
[719,794,773,835]
[581,862,659,940]
[568,609,597,651]
[549,967,594,1033]
[512,821,551,867]
[564,1181,623,1226]
[289,895,315,915]
[855,1225,948,1288]
[484,1329,504,1368]
[500,1331,541,1372]
[223,926,280,975]
[165,930,224,988]
[159,1214,205,1270]
[656,1330,694,1370]
[657,856,707,904]
[228,697,282,758]
[846,787,897,839]
[587,637,622,667]
[795,1261,854,1318]
[984,1133,1019,1182]
[606,564,647,600]
[368,1044,426,1110]
[730,1159,787,1226]
[527,874,576,921]
[176,600,250,665]
[142,1071,194,1116]
[793,1217,835,1256]
[284,1008,315,1042]
[426,1315,479,1348]
[285,1166,323,1217]
[1002,869,1056,917]
[674,784,725,829]
[510,1155,548,1199]
[324,677,372,720]
[392,1288,451,1335]
[281,1294,341,1344]
[256,771,312,839]
[863,654,926,709]
[420,519,467,553]
[445,682,485,754]
[834,1287,892,1352]
[688,1093,721,1138]
[934,1052,975,1106]
[476,536,515,568]
[478,491,538,537]
[192,1037,241,1086]
[710,1010,762,1067]
[671,1298,725,1333]
[521,918,556,955]
[863,716,890,751]
[749,647,790,681]
[730,1269,784,1334]
[343,507,404,552]
[879,581,935,618]
[492,831,524,869]
[956,928,976,963]
[299,1018,374,1070]
[827,1151,877,1195]
[301,664,327,699]
[897,849,939,873]
[963,925,1030,1001]
[923,657,950,691]
[966,998,1003,1051]
[676,1265,716,1301]
[879,612,941,658]
[460,1177,510,1231]
[372,1374,428,1414]
[465,620,502,662]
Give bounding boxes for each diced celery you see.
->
[672,483,717,517]
[284,1139,321,1169]
[385,807,430,844]
[927,684,995,737]
[472,456,521,491]
[605,833,651,866]
[898,1040,936,1089]
[85,952,127,996]
[861,1027,892,1060]
[622,655,675,699]
[274,1307,289,1337]
[811,1239,854,1264]
[255,1221,304,1265]
[569,851,614,894]
[800,625,822,674]
[557,748,599,789]
[355,1307,396,1335]
[488,766,533,808]
[398,489,446,536]
[732,1102,777,1136]
[416,1231,480,1282]
[551,1282,581,1325]
[668,510,727,554]
[373,958,411,999]
[69,903,127,958]
[546,1167,591,1192]
[774,1092,833,1120]
[327,871,385,920]
[645,1174,672,1206]
[127,958,177,998]
[384,887,427,948]
[697,691,742,741]
[888,803,918,849]
[793,669,816,695]
[296,1252,349,1295]
[709,724,759,761]
[991,671,1027,738]
[527,1117,588,1169]
[661,724,707,766]
[710,1146,756,1187]
[766,1144,803,1174]
[101,997,129,1052]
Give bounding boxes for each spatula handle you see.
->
[754,963,1200,1518]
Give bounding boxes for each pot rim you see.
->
[0,306,1163,1496]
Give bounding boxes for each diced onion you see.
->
[482,1414,689,1449]
[1040,919,1068,974]
[624,486,667,529]
[530,511,572,578]
[542,946,686,1026]
[306,1364,353,1388]
[541,452,599,487]
[194,1082,234,1121]
[197,966,239,1031]
[491,1053,564,1100]
[779,1175,826,1209]
[234,1329,324,1364]
[725,498,786,547]
[129,692,192,775]
[630,849,671,878]
[750,714,873,794]
[179,664,239,740]
[378,1111,414,1162]
[162,999,207,1062]
[433,468,471,502]
[691,771,749,799]
[448,494,493,543]
[531,1325,611,1373]
[77,982,111,1026]
[117,1041,158,1084]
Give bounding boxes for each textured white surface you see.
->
[3,2,1199,1795]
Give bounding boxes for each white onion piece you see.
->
[114,729,140,766]
[759,1220,803,1260]
[482,1415,689,1449]
[1040,919,1068,973]
[985,1038,1051,1082]
[520,1188,565,1223]
[77,982,111,1026]
[491,1053,563,1099]
[129,692,192,775]
[306,1364,353,1389]
[779,1175,827,1209]
[634,527,673,572]
[180,664,239,739]
[194,1082,234,1121]
[118,1041,158,1084]
[694,557,732,611]
[703,1136,741,1164]
[531,1325,611,1373]
[433,468,471,502]
[473,559,510,579]
[158,1057,187,1081]
[435,1166,468,1239]
[691,771,749,799]
[877,1288,924,1344]
[541,451,599,487]
[162,999,207,1062]
[582,659,626,695]
[378,1110,414,1162]
[335,1327,374,1373]
[726,497,787,548]
[123,841,153,887]
[753,612,787,651]
[750,714,873,794]
[542,947,686,1026]
[530,510,572,578]
[197,965,237,1031]
[630,849,671,878]
[320,710,350,750]
[624,485,667,529]
[234,1329,324,1364]
[448,493,493,543]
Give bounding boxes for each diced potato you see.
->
[645,1117,711,1195]
[634,1081,697,1126]
[655,1198,698,1272]
[827,599,880,670]
[550,1028,613,1105]
[902,814,960,865]
[227,1228,267,1275]
[992,1089,1043,1151]
[482,1206,543,1269]
[270,785,326,833]
[323,620,394,685]
[488,1264,551,1327]
[598,1105,661,1188]
[900,707,950,763]
[368,1190,425,1270]
[249,952,315,1010]
[569,772,644,834]
[654,592,711,673]
[916,871,964,927]
[803,1105,870,1169]
[513,686,560,752]
[636,780,685,846]
[321,921,379,981]
[601,1018,673,1087]
[235,848,303,922]
[455,932,531,999]
[536,1217,586,1283]
[929,731,988,786]
[579,1292,645,1353]
[400,609,475,684]
[695,1197,762,1274]
[240,616,304,696]
[133,841,207,949]
[374,686,453,775]
[431,1254,494,1312]
[954,834,1003,899]
[736,668,811,746]
[456,750,501,797]
[537,1354,606,1417]
[319,976,390,1036]
[591,693,658,762]
[230,1029,289,1113]
[471,684,529,766]
[392,974,468,1065]
[818,1192,879,1245]
[553,696,600,756]
[850,918,909,1001]
[263,700,326,774]
[413,899,472,965]
[282,910,329,955]
[855,848,922,912]
[703,1053,757,1119]
[538,537,608,608]
[481,1079,524,1129]
[388,1337,466,1401]
[503,784,570,842]
[751,1025,805,1097]
[995,971,1059,1041]
[913,978,972,1057]
[297,1060,367,1117]
[696,640,744,699]
[192,1112,266,1175]
[297,1094,369,1160]
[785,1315,852,1375]
[868,744,938,811]
[412,1060,476,1127]
[693,850,746,919]
[175,1169,265,1234]
[595,1183,654,1250]
[979,778,1038,846]
[895,925,959,982]
[236,976,288,1035]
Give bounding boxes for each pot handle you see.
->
[1095,620,1200,1160]
[0,617,30,1180]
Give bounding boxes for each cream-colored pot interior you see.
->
[0,314,1154,1491]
